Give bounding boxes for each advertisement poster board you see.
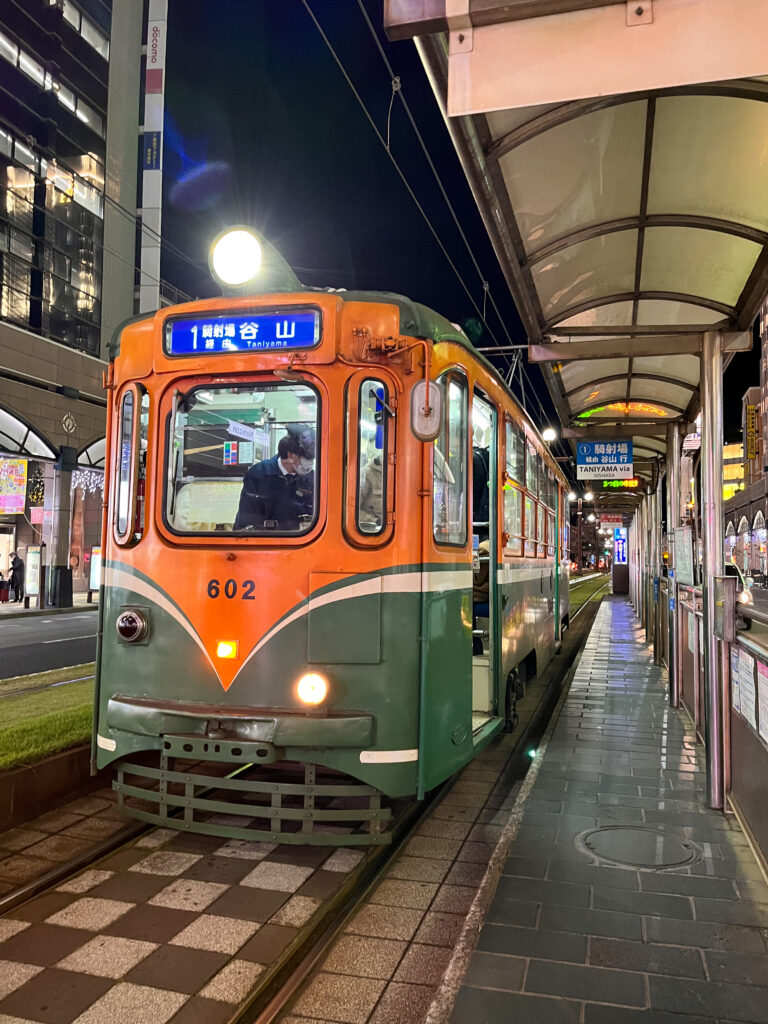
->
[25,546,41,598]
[731,647,741,713]
[673,527,695,587]
[757,661,768,747]
[89,546,102,592]
[739,650,757,729]
[0,458,27,514]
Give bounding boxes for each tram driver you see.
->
[234,430,315,532]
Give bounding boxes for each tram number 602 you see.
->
[207,579,256,600]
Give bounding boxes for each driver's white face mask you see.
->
[296,457,313,475]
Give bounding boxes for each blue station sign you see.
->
[576,440,633,479]
[167,309,320,356]
[614,527,628,565]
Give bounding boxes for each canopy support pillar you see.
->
[701,331,725,809]
[667,422,681,707]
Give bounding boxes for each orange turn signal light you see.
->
[216,640,239,660]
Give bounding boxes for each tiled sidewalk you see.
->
[451,597,768,1023]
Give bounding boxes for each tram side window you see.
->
[505,419,525,484]
[526,441,538,495]
[524,495,536,558]
[547,511,556,557]
[115,391,135,541]
[503,482,523,556]
[166,382,319,536]
[357,379,388,535]
[433,376,468,547]
[537,503,546,558]
[114,386,148,544]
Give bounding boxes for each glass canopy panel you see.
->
[632,354,699,386]
[568,383,631,413]
[556,301,634,328]
[649,95,768,234]
[533,230,638,320]
[627,380,693,413]
[559,357,630,395]
[641,227,761,308]
[635,299,724,326]
[501,102,646,252]
[485,103,559,143]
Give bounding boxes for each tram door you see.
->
[472,393,497,732]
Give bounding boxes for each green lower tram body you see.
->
[94,563,567,844]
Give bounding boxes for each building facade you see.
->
[0,0,142,599]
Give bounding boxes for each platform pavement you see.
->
[449,596,768,1023]
[0,592,98,619]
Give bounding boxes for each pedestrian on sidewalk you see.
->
[10,551,24,603]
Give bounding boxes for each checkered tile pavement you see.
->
[0,825,364,1023]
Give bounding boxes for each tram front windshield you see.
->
[166,382,319,536]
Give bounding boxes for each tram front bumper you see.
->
[106,694,374,748]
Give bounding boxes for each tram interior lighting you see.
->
[210,228,262,287]
[542,427,557,442]
[216,640,239,660]
[297,672,328,706]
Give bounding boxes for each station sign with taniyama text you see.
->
[577,441,633,479]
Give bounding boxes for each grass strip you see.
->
[0,678,93,771]
[0,663,94,696]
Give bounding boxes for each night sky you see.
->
[161,0,759,447]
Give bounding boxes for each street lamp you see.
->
[542,427,558,442]
[571,490,596,575]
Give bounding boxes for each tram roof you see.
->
[385,2,768,502]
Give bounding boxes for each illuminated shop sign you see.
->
[167,309,320,355]
[602,479,640,489]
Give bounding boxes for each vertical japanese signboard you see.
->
[0,458,27,514]
[577,441,633,479]
[746,404,758,461]
[673,526,695,587]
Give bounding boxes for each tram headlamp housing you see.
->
[208,227,301,294]
[210,228,262,288]
[297,672,328,706]
[115,609,148,643]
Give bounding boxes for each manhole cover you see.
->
[577,826,699,869]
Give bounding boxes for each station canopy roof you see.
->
[386,1,768,509]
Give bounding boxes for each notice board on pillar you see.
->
[674,527,695,587]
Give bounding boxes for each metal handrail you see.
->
[738,604,768,627]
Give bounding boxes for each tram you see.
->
[93,232,569,844]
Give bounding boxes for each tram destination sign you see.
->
[167,309,320,356]
[576,440,633,479]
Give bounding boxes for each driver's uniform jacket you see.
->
[234,455,313,531]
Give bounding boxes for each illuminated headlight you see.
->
[297,672,328,706]
[115,609,148,642]
[739,590,753,605]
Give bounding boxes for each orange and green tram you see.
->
[93,285,569,844]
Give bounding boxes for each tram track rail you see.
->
[0,588,607,1024]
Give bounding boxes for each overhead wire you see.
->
[300,1,521,389]
[351,1,564,445]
